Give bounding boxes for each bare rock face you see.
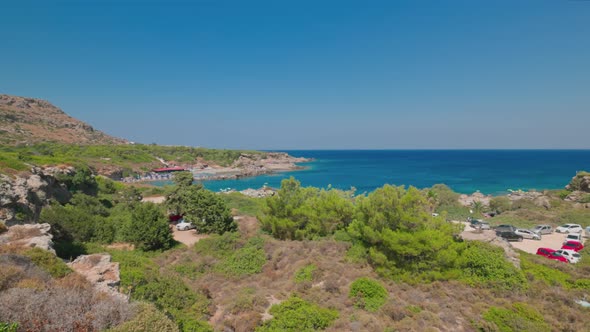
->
[458,191,491,207]
[68,254,128,300]
[0,167,72,225]
[0,223,55,254]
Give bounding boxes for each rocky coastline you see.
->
[123,152,312,183]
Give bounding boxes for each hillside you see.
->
[0,94,127,146]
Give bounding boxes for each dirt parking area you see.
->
[172,227,209,247]
[459,221,586,255]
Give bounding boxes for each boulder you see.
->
[68,254,128,300]
[0,223,55,254]
[533,196,551,210]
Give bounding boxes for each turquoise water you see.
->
[156,150,590,195]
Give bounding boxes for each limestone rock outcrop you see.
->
[0,166,72,225]
[67,254,128,300]
[0,223,55,254]
[458,191,491,207]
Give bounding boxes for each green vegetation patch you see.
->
[220,192,264,216]
[216,236,267,277]
[256,296,339,332]
[294,264,316,283]
[481,303,550,332]
[348,277,388,312]
[22,248,71,278]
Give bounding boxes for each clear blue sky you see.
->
[1,0,589,149]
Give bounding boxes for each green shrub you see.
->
[261,177,354,240]
[458,242,526,291]
[489,196,512,214]
[256,296,338,332]
[348,277,388,312]
[22,248,71,278]
[482,303,550,332]
[108,302,179,332]
[294,264,316,283]
[0,323,19,332]
[216,237,267,277]
[128,202,173,251]
[520,254,571,288]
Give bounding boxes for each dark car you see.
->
[496,231,523,242]
[494,224,516,233]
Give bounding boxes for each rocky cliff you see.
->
[0,94,127,145]
[0,166,72,225]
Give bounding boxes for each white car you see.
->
[555,224,583,234]
[530,225,553,235]
[176,220,196,231]
[515,229,541,240]
[564,233,583,244]
[554,249,581,264]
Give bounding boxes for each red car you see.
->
[561,241,584,252]
[536,247,556,258]
[547,252,569,263]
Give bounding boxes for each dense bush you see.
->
[347,185,463,280]
[261,177,354,240]
[256,296,338,332]
[348,277,388,312]
[128,202,173,251]
[481,303,550,332]
[166,175,236,235]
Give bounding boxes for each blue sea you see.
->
[179,150,590,195]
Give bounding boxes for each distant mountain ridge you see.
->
[0,94,127,145]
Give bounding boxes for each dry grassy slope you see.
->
[0,94,127,145]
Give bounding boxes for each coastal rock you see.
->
[566,172,590,193]
[0,223,55,254]
[238,187,276,198]
[506,189,543,201]
[458,192,491,207]
[564,191,587,203]
[67,254,128,300]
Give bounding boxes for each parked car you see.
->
[515,229,541,240]
[555,224,583,233]
[176,220,196,231]
[494,224,516,233]
[536,247,556,258]
[169,214,184,222]
[585,226,590,238]
[470,221,491,230]
[562,241,584,252]
[554,249,581,264]
[531,225,553,235]
[496,231,523,242]
[547,251,569,263]
[564,233,583,244]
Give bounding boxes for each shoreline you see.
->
[122,152,312,184]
